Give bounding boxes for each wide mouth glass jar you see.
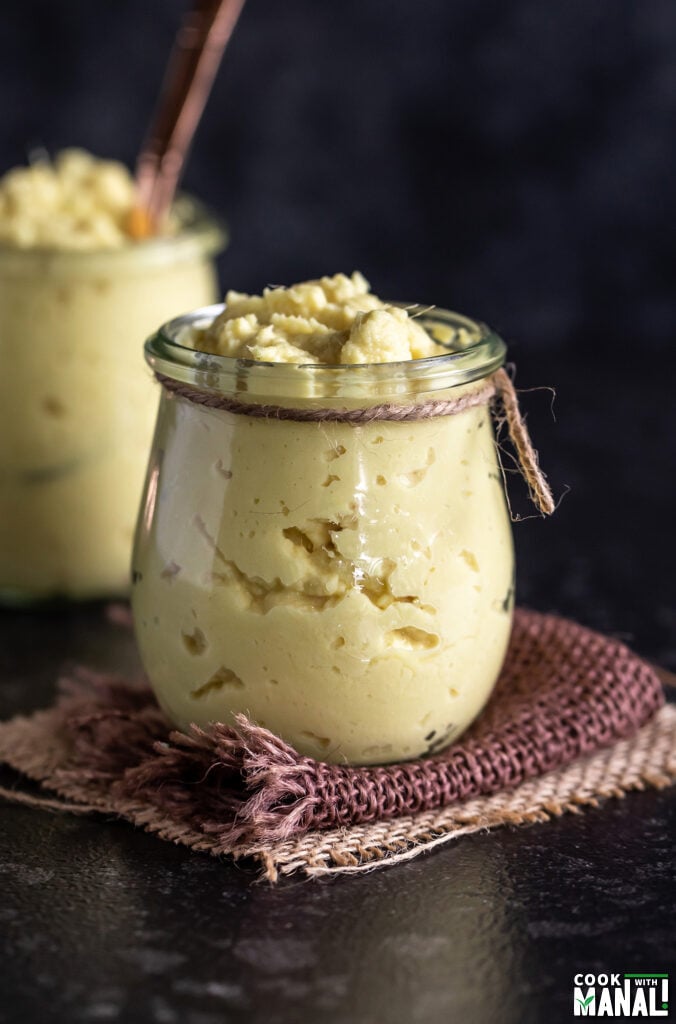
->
[132,305,514,765]
[0,199,226,603]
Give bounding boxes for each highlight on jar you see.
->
[132,273,555,766]
[0,149,226,603]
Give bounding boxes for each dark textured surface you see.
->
[1,3,675,1021]
[1,784,675,1024]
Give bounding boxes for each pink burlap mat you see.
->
[0,609,672,881]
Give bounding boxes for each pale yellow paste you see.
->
[192,272,461,364]
[132,277,514,764]
[0,149,151,250]
[0,151,219,599]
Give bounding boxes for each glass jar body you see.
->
[132,365,514,765]
[0,213,224,602]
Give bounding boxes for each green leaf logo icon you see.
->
[576,995,595,1008]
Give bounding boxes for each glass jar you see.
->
[132,306,514,765]
[0,199,225,602]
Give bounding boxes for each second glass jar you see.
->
[0,200,225,602]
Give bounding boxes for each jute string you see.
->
[155,366,556,515]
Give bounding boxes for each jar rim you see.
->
[145,304,507,399]
[0,194,227,271]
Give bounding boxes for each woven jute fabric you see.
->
[0,609,671,882]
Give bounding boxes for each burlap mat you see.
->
[0,609,673,882]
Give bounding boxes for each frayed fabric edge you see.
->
[2,705,673,884]
[244,704,676,881]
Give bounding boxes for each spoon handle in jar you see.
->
[134,0,246,232]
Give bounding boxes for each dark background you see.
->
[1,6,675,1022]
[3,0,675,357]
[1,0,674,664]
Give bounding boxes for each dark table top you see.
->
[1,355,675,1024]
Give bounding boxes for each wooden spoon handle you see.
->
[135,0,246,231]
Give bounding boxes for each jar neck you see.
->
[0,196,226,280]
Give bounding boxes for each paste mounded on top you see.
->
[0,149,152,250]
[191,272,453,364]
